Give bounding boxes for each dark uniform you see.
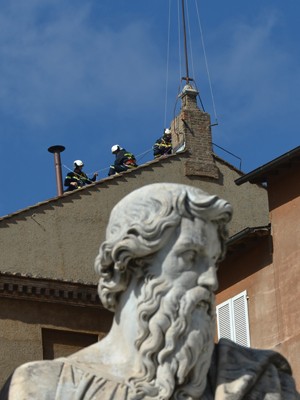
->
[108,147,137,176]
[153,129,172,158]
[64,160,98,191]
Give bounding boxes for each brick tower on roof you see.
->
[171,84,219,179]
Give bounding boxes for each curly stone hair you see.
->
[94,183,232,311]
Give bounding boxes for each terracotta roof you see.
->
[235,146,300,185]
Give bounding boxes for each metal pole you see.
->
[48,145,65,197]
[181,0,190,84]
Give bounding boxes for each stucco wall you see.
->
[268,167,300,390]
[217,237,300,390]
[217,165,300,390]
[0,298,113,388]
[0,155,269,283]
[217,236,278,349]
[268,167,300,344]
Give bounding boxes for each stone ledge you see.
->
[0,273,102,308]
[185,160,220,179]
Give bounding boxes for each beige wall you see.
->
[0,298,113,388]
[0,155,269,283]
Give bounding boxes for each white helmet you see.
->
[111,144,120,153]
[74,159,84,167]
[164,128,171,135]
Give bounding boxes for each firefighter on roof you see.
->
[64,160,98,191]
[153,128,172,158]
[108,145,137,176]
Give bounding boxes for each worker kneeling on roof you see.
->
[64,160,98,191]
[108,145,137,176]
[153,128,172,158]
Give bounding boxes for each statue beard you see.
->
[127,276,215,400]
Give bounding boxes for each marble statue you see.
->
[1,183,299,399]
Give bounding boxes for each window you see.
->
[216,290,250,347]
[42,328,99,359]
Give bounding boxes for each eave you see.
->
[226,225,271,255]
[235,146,300,185]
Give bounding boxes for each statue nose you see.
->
[197,265,218,291]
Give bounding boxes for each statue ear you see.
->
[127,258,152,280]
[100,242,113,264]
[134,258,145,268]
[115,260,126,273]
[96,242,114,277]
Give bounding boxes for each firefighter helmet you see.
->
[111,144,120,154]
[164,128,171,135]
[74,160,84,167]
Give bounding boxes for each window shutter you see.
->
[216,291,250,347]
[216,300,232,340]
[232,291,250,347]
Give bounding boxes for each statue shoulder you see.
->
[7,360,64,400]
[208,339,300,399]
[2,358,132,400]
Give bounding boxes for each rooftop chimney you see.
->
[171,84,219,180]
[48,145,65,196]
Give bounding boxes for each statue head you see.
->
[94,183,232,399]
[95,183,232,312]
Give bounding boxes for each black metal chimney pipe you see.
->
[48,145,65,196]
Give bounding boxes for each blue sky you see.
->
[0,0,299,217]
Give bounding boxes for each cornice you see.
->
[0,272,102,308]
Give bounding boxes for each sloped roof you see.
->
[0,152,184,223]
[235,146,300,185]
[0,151,243,224]
[226,224,271,255]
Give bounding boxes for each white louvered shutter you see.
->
[216,291,250,347]
[232,292,250,346]
[216,300,232,340]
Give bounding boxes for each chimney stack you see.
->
[48,145,65,196]
[171,84,219,179]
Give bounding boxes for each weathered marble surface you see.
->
[1,183,299,399]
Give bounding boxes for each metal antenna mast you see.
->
[181,0,192,84]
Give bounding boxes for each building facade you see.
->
[216,146,300,390]
[0,85,270,388]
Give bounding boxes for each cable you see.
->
[136,148,153,163]
[164,0,172,129]
[212,143,242,170]
[177,0,182,82]
[62,164,102,184]
[195,0,218,123]
[193,80,206,112]
[185,1,196,82]
[63,147,155,179]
